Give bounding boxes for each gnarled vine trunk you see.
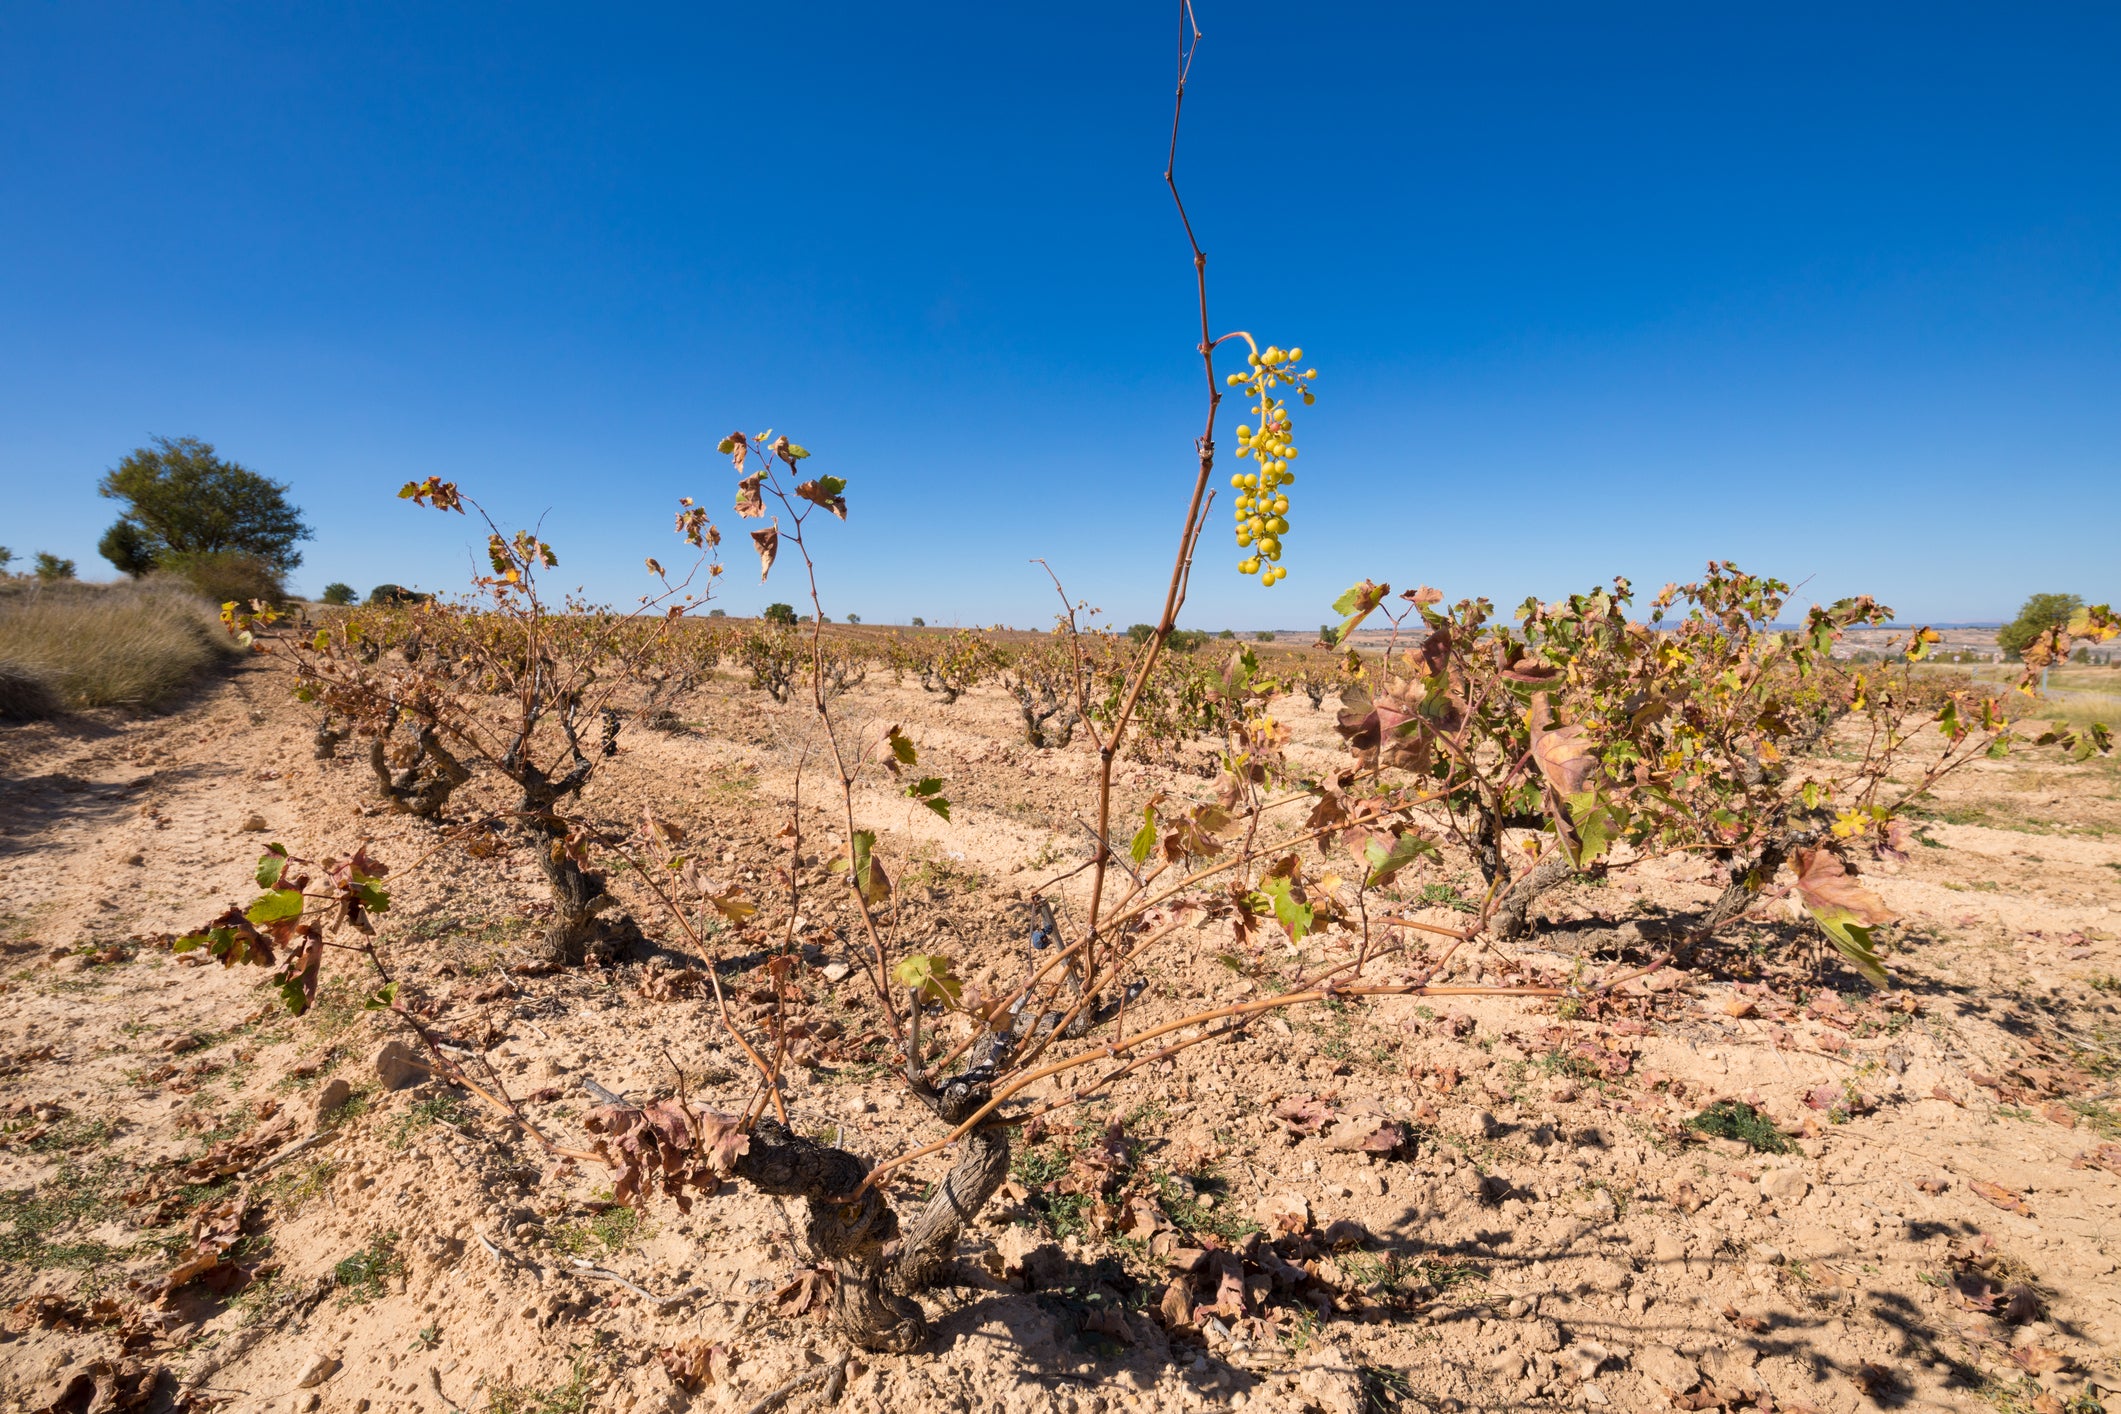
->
[367,719,470,819]
[730,1070,1011,1352]
[512,745,625,969]
[531,825,611,968]
[1489,850,1575,942]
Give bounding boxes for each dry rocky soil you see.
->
[2,655,2118,1414]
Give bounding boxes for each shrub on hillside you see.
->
[0,581,239,711]
[321,582,357,606]
[367,583,432,606]
[0,661,63,720]
[159,550,286,607]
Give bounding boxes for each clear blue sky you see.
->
[3,2,2115,627]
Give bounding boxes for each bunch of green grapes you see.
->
[1224,344,1317,586]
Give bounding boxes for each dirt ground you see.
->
[2,654,2118,1414]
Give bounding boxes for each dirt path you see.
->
[2,660,2117,1414]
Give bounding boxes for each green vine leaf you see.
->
[245,889,304,926]
[893,953,961,1005]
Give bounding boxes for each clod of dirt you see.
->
[294,1350,340,1387]
[1297,1344,1363,1414]
[313,1076,352,1121]
[373,1039,425,1090]
[1637,1344,1702,1395]
[1759,1167,1809,1202]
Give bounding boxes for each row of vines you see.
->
[171,0,2116,1368]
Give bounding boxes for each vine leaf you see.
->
[1330,579,1389,644]
[1362,828,1436,887]
[735,474,765,519]
[1528,705,1598,798]
[245,889,305,926]
[751,526,779,583]
[893,952,961,1005]
[397,477,464,512]
[796,477,848,520]
[1791,847,1896,985]
[844,829,890,903]
[706,883,757,923]
[877,725,917,776]
[1130,795,1165,866]
[1255,874,1313,944]
[905,777,951,821]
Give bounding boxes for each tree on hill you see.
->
[98,436,312,576]
[1998,592,2084,660]
[320,583,357,606]
[34,552,75,581]
[763,602,798,625]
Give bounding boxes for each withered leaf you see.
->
[1790,847,1896,986]
[1528,699,1598,798]
[795,477,848,520]
[657,1338,730,1390]
[771,1265,834,1317]
[1271,1094,1336,1135]
[734,473,764,518]
[1969,1179,2032,1216]
[1159,1278,1194,1329]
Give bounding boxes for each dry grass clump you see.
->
[0,580,240,716]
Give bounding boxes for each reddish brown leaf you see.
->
[1527,696,1598,798]
[2072,1142,2121,1177]
[1851,1363,1898,1397]
[771,1265,834,1317]
[1271,1095,1336,1135]
[1790,848,1896,929]
[657,1338,730,1390]
[1969,1179,2032,1216]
